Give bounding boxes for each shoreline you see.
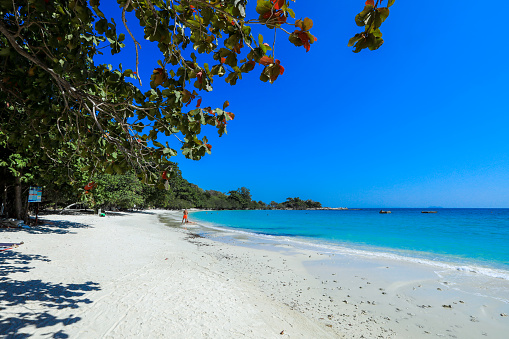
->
[173,210,509,338]
[189,210,509,277]
[1,210,508,338]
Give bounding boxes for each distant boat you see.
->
[379,210,391,214]
[421,211,437,213]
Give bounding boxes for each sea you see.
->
[188,208,509,284]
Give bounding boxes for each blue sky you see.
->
[97,1,509,208]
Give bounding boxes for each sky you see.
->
[96,1,509,208]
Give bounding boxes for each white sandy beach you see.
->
[1,210,508,338]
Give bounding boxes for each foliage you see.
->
[0,1,393,217]
[0,1,394,174]
[0,127,88,218]
[0,0,321,186]
[275,197,321,209]
[36,163,323,211]
[227,187,252,209]
[141,184,175,209]
[348,0,395,53]
[92,171,144,209]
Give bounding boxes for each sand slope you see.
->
[0,211,337,338]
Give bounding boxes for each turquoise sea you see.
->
[190,208,509,281]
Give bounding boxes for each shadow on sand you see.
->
[100,210,157,217]
[0,249,100,337]
[1,219,90,235]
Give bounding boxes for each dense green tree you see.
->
[250,200,267,209]
[0,1,394,218]
[141,184,175,209]
[201,190,229,209]
[92,171,144,210]
[272,197,321,210]
[0,127,87,218]
[0,0,322,182]
[304,199,321,209]
[0,0,397,171]
[228,187,251,209]
[0,145,31,219]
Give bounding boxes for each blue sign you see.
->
[28,186,42,203]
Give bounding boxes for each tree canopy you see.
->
[0,0,395,218]
[57,168,321,211]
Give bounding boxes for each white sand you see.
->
[0,211,335,338]
[1,210,508,338]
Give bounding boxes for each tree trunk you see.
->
[1,167,7,216]
[1,184,6,216]
[14,174,22,220]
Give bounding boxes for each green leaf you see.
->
[113,164,123,175]
[374,8,390,29]
[260,73,270,82]
[95,18,108,34]
[348,33,364,47]
[258,33,264,46]
[355,6,374,27]
[225,72,238,85]
[372,28,383,38]
[368,37,384,51]
[256,0,273,15]
[303,18,313,31]
[105,164,114,175]
[162,148,177,156]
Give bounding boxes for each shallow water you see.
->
[189,209,509,279]
[161,209,509,306]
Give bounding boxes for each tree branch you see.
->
[122,0,142,86]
